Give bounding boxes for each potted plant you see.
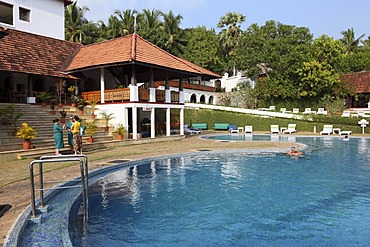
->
[102,112,115,131]
[67,85,78,107]
[86,100,99,118]
[59,109,67,123]
[16,122,37,149]
[55,79,66,107]
[114,124,126,140]
[85,119,98,143]
[38,91,52,107]
[77,97,87,114]
[50,98,56,115]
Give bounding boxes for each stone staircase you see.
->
[0,103,116,160]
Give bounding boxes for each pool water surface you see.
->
[69,136,370,246]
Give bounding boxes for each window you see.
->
[19,7,30,22]
[0,1,13,25]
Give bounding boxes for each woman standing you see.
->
[72,115,82,154]
[53,118,65,155]
[66,116,74,153]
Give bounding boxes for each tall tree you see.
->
[340,28,365,52]
[217,12,246,73]
[138,9,165,47]
[65,2,90,42]
[161,10,186,56]
[182,27,225,74]
[114,9,139,36]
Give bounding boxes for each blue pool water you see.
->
[69,136,370,246]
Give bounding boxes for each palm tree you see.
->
[141,9,162,31]
[340,28,365,52]
[161,10,186,56]
[114,9,139,36]
[361,36,370,47]
[65,2,90,42]
[105,15,122,39]
[217,12,246,74]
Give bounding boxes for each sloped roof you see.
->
[340,71,370,93]
[0,27,81,78]
[64,33,220,78]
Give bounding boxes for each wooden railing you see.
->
[155,80,217,92]
[156,90,166,102]
[82,88,179,103]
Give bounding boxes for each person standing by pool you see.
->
[53,118,65,155]
[72,115,82,154]
[66,116,74,153]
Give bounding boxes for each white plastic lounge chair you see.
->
[358,112,370,118]
[280,108,286,113]
[317,108,328,115]
[292,108,299,114]
[339,130,352,135]
[228,124,238,133]
[184,125,201,135]
[341,111,351,117]
[244,126,253,134]
[283,124,297,134]
[270,125,279,134]
[320,125,333,135]
[303,108,316,115]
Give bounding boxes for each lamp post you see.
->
[358,119,369,135]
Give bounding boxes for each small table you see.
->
[333,128,341,134]
[280,127,287,133]
[237,127,244,133]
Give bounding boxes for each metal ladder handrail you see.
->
[29,156,88,221]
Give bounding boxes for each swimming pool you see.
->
[64,136,370,246]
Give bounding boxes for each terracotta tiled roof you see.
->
[64,34,219,78]
[0,28,81,78]
[340,71,370,93]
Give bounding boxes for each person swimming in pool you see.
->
[287,146,303,157]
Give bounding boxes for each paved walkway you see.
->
[0,132,320,244]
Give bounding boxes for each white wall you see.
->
[0,0,65,40]
[220,72,255,92]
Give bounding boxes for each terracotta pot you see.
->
[41,103,47,107]
[117,134,123,140]
[60,118,66,124]
[88,137,94,143]
[91,114,96,119]
[71,103,77,107]
[23,141,32,150]
[58,103,63,108]
[104,126,109,132]
[79,110,84,115]
[50,110,56,115]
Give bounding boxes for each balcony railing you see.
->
[81,88,179,103]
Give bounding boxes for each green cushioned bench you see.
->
[213,123,230,130]
[192,123,208,130]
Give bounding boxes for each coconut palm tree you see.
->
[65,2,90,43]
[217,12,246,74]
[161,10,186,56]
[340,28,365,52]
[114,9,139,36]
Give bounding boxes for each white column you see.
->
[179,91,184,104]
[130,85,138,102]
[151,107,155,138]
[124,107,129,132]
[166,107,171,136]
[149,88,156,102]
[165,90,171,103]
[100,67,105,103]
[132,106,138,140]
[180,107,184,135]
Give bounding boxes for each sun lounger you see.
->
[303,108,316,115]
[184,124,201,135]
[270,125,279,134]
[292,108,299,114]
[341,111,351,117]
[317,108,328,115]
[283,124,297,134]
[339,130,352,135]
[320,125,333,135]
[244,126,253,134]
[228,124,238,133]
[192,123,208,130]
[213,123,229,130]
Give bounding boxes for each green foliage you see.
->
[85,119,98,137]
[0,104,23,132]
[114,124,126,135]
[185,108,364,134]
[101,112,115,127]
[59,109,67,119]
[38,91,52,102]
[16,122,37,141]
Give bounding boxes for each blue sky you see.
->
[77,0,369,40]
